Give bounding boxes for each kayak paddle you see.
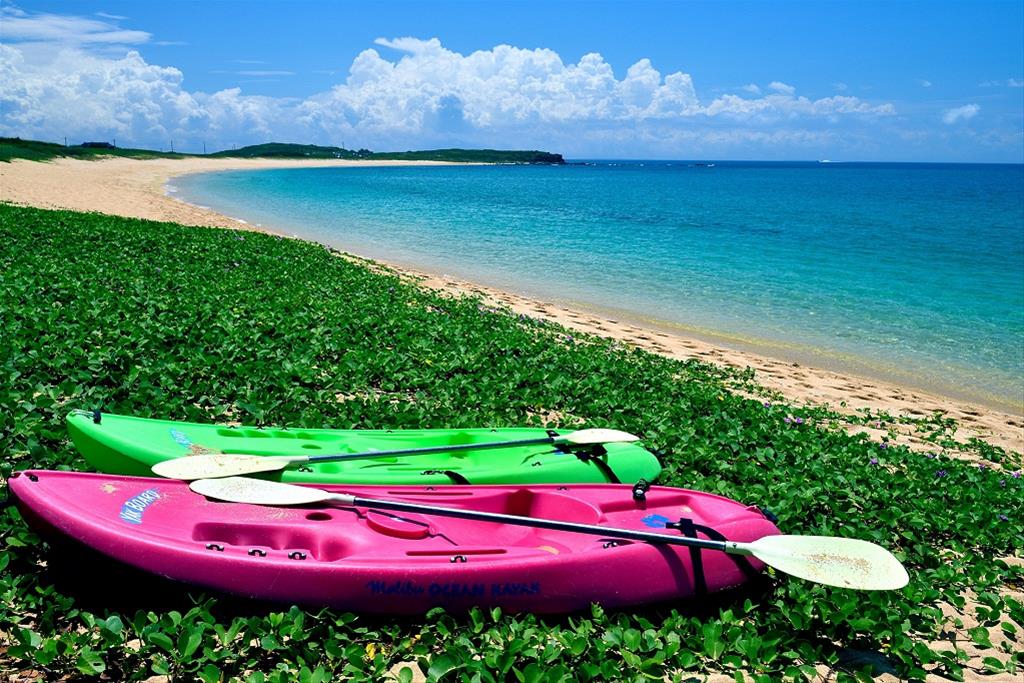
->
[153,428,638,480]
[190,477,910,591]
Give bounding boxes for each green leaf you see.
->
[968,626,993,648]
[427,654,461,681]
[181,626,204,659]
[147,631,174,653]
[76,648,106,675]
[982,656,1005,673]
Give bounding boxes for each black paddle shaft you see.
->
[306,435,561,464]
[347,495,732,552]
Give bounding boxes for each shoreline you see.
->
[2,156,1021,453]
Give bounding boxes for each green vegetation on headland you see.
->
[0,137,564,164]
[0,202,1020,681]
[0,137,189,163]
[210,142,565,164]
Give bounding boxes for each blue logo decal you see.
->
[641,513,671,528]
[120,488,161,525]
[169,429,192,448]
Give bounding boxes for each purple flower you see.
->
[869,457,879,465]
[784,417,791,424]
[763,402,771,408]
[926,453,936,459]
[978,463,987,470]
[1000,479,1006,487]
[880,442,888,449]
[999,514,1009,522]
[1012,471,1021,479]
[795,417,804,425]
[936,469,947,478]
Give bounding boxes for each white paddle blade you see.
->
[152,454,306,481]
[748,535,909,591]
[190,476,344,506]
[562,428,639,445]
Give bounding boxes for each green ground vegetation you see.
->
[0,138,564,164]
[0,138,191,163]
[0,202,1020,682]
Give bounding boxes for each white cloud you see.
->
[942,104,980,124]
[0,14,900,155]
[237,70,294,77]
[917,79,932,88]
[0,6,149,45]
[740,83,761,94]
[980,78,1024,88]
[0,45,208,144]
[704,93,894,118]
[768,81,796,95]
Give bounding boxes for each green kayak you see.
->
[67,411,661,485]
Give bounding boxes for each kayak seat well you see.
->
[191,522,356,561]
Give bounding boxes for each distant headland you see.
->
[0,137,565,165]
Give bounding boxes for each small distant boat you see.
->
[818,159,833,164]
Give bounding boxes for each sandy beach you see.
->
[2,156,1021,454]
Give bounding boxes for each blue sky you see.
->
[2,1,1022,161]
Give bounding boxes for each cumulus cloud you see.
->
[0,45,209,144]
[0,10,900,155]
[942,104,980,124]
[768,81,796,95]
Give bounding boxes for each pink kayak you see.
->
[10,470,780,613]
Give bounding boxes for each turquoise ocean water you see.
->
[176,162,1024,411]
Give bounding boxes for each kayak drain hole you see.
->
[306,512,333,521]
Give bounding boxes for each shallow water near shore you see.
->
[176,161,1024,412]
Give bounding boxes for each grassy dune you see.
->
[0,203,1020,681]
[0,137,190,163]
